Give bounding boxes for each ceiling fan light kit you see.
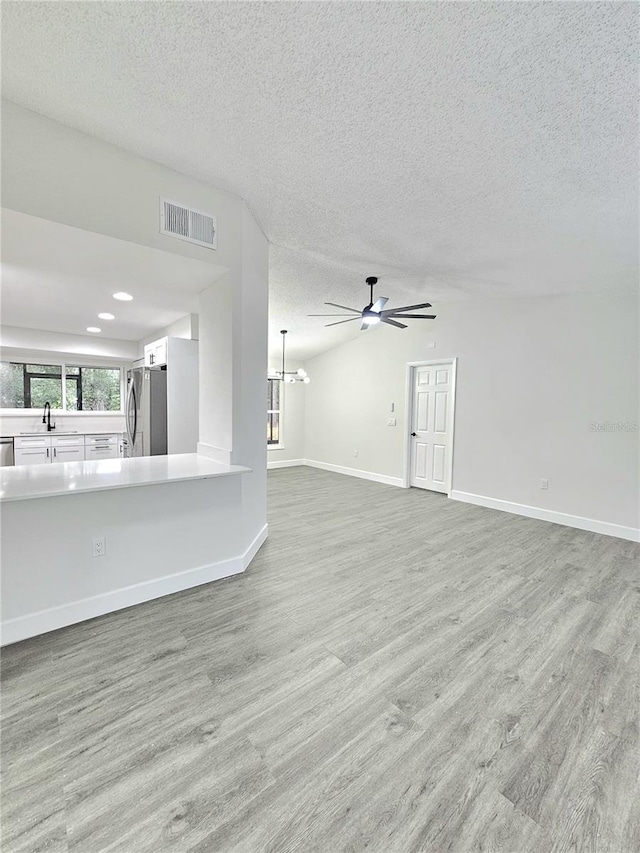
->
[309,276,436,331]
[271,330,311,383]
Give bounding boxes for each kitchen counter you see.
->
[16,431,91,436]
[0,429,122,437]
[0,453,250,502]
[18,431,83,435]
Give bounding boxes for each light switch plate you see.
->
[387,418,397,427]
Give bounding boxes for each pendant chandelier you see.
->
[270,330,310,383]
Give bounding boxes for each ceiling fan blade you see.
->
[360,321,371,331]
[324,302,361,313]
[308,313,357,317]
[382,317,408,329]
[371,296,388,312]
[325,317,361,327]
[384,314,437,320]
[381,302,432,315]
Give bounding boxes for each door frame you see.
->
[402,358,458,494]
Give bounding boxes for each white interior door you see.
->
[409,362,454,493]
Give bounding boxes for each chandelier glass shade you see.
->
[269,330,310,383]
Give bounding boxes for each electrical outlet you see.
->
[354,450,358,457]
[540,478,549,490]
[92,536,106,557]
[387,417,397,427]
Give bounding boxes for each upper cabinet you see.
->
[144,337,168,368]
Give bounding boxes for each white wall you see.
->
[0,413,126,437]
[0,325,138,361]
[232,205,269,535]
[166,337,199,454]
[198,277,234,461]
[267,376,307,466]
[1,102,269,642]
[0,478,242,622]
[304,292,639,536]
[0,327,132,436]
[1,474,263,644]
[1,100,241,271]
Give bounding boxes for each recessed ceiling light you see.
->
[112,292,133,301]
[98,312,115,320]
[86,326,102,334]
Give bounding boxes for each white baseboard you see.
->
[1,524,270,647]
[244,523,268,566]
[304,459,404,488]
[450,490,640,543]
[266,464,637,542]
[267,458,306,470]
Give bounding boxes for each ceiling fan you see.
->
[309,277,436,330]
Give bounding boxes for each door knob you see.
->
[411,432,417,437]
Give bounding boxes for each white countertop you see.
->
[1,430,123,438]
[0,453,250,502]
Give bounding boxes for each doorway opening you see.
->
[403,359,457,494]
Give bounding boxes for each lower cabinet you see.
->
[85,444,119,461]
[13,434,123,465]
[51,446,85,463]
[14,447,51,466]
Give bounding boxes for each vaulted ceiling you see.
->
[2,2,637,360]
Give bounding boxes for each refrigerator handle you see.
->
[125,380,133,447]
[130,382,138,448]
[125,378,138,449]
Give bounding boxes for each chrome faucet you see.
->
[42,402,56,432]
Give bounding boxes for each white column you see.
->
[197,273,234,464]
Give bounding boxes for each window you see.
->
[65,367,121,411]
[1,363,63,409]
[267,378,281,445]
[0,362,122,411]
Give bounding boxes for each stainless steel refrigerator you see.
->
[124,367,168,457]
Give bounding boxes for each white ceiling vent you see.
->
[160,198,217,250]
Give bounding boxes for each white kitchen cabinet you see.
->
[14,435,51,449]
[84,433,119,461]
[85,433,119,447]
[144,337,168,368]
[12,433,123,465]
[51,445,85,463]
[51,434,83,448]
[85,444,119,461]
[14,447,51,466]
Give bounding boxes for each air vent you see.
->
[160,198,217,249]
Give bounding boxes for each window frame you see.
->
[22,363,64,409]
[0,358,126,415]
[267,376,283,449]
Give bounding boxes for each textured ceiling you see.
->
[1,2,637,361]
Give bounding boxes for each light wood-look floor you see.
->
[2,467,639,853]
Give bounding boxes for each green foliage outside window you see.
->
[66,367,121,411]
[0,362,121,411]
[0,363,26,408]
[267,378,280,445]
